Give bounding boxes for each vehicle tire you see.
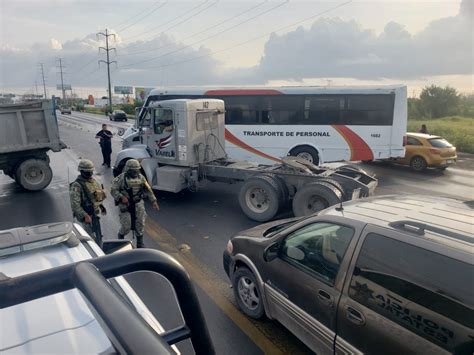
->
[410,156,427,172]
[292,181,342,217]
[289,146,319,165]
[262,173,289,210]
[313,178,345,199]
[232,267,265,319]
[125,118,128,122]
[238,175,281,222]
[15,159,53,191]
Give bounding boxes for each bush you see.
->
[119,104,135,115]
[408,117,474,153]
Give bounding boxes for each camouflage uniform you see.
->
[110,159,156,247]
[69,160,106,243]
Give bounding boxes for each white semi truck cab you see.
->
[114,99,378,222]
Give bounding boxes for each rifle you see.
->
[77,180,103,247]
[124,178,139,240]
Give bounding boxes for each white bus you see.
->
[141,86,407,165]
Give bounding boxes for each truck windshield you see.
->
[153,109,173,134]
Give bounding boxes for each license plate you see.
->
[446,160,454,164]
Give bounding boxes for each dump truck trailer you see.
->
[114,99,377,222]
[0,100,66,191]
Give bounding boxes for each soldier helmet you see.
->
[78,159,94,172]
[125,159,141,170]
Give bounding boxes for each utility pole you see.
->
[57,58,66,101]
[38,63,47,99]
[97,29,117,113]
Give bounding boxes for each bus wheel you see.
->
[292,182,342,217]
[239,175,281,222]
[289,146,319,165]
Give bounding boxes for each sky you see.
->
[0,0,472,98]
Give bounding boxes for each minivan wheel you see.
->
[232,267,265,319]
[410,156,427,172]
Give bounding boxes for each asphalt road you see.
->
[1,110,473,354]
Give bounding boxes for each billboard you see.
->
[114,86,133,94]
[56,84,72,90]
[135,87,153,101]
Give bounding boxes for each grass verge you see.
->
[408,116,474,153]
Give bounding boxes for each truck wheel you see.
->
[15,159,53,191]
[262,174,289,209]
[292,182,342,217]
[289,146,319,165]
[232,267,265,319]
[313,178,345,199]
[239,175,281,222]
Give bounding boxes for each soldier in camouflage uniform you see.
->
[111,159,159,248]
[69,159,107,245]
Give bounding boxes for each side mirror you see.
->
[102,240,133,255]
[134,107,141,119]
[263,242,279,262]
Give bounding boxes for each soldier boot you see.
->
[136,234,145,248]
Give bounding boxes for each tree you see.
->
[419,85,460,118]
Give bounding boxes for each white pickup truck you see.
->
[0,222,214,354]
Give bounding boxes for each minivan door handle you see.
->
[345,305,365,326]
[317,289,334,306]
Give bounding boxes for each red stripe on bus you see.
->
[225,129,282,163]
[204,89,283,96]
[332,125,374,161]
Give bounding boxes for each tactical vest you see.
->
[70,177,106,216]
[122,175,146,202]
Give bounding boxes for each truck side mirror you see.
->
[263,242,279,262]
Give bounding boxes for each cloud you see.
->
[256,0,473,81]
[1,0,472,89]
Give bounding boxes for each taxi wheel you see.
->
[410,156,427,172]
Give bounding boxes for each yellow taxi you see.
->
[395,133,457,171]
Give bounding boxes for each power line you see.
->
[113,1,161,30]
[72,55,99,77]
[97,29,117,111]
[120,0,288,69]
[117,1,168,33]
[120,0,268,57]
[121,0,211,43]
[122,0,352,71]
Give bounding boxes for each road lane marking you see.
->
[145,218,286,355]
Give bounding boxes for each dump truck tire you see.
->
[239,175,281,222]
[16,159,53,191]
[292,181,342,217]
